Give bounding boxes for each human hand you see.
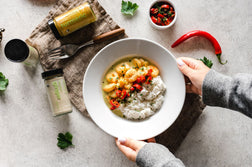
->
[176,57,210,95]
[115,137,156,162]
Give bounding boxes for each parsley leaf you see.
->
[121,0,139,16]
[200,57,213,68]
[57,132,74,149]
[0,72,9,91]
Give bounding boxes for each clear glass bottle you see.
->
[42,69,72,116]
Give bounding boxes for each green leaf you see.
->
[121,0,139,16]
[0,72,9,91]
[57,132,74,149]
[200,57,213,68]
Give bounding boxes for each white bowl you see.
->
[149,0,177,30]
[83,38,185,140]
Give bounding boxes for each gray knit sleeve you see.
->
[136,143,185,167]
[202,70,252,117]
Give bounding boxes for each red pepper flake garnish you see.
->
[110,99,120,110]
[146,76,153,84]
[139,75,146,83]
[121,89,127,99]
[133,83,143,91]
[116,90,122,97]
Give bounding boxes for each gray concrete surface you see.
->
[0,0,251,166]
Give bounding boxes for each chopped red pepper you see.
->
[133,84,143,91]
[116,90,121,97]
[110,99,120,110]
[157,13,164,18]
[157,17,162,25]
[146,76,152,84]
[150,8,158,15]
[150,2,175,26]
[147,69,153,77]
[139,75,146,83]
[130,87,135,91]
[136,77,141,83]
[151,16,157,24]
[161,4,170,9]
[121,89,127,99]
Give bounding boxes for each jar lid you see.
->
[41,68,63,79]
[48,19,62,40]
[4,39,29,62]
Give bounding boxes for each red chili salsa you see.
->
[150,1,175,26]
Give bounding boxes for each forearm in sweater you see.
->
[136,143,185,167]
[202,70,252,117]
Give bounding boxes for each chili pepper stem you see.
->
[216,54,227,65]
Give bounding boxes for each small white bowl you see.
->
[149,0,177,30]
[83,38,185,140]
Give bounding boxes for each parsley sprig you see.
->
[121,0,139,16]
[200,57,213,68]
[57,132,74,149]
[0,72,9,91]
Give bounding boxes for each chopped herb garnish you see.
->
[140,94,143,96]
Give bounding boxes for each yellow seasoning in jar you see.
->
[42,69,72,116]
[48,2,97,39]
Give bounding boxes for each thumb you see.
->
[118,137,146,151]
[176,59,194,77]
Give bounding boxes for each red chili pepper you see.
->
[110,99,120,110]
[171,30,227,64]
[147,69,153,76]
[146,76,152,84]
[133,84,142,91]
[127,93,130,97]
[139,75,146,83]
[161,4,170,9]
[157,17,162,25]
[151,16,157,24]
[130,87,135,91]
[157,13,164,18]
[150,8,158,15]
[136,77,141,83]
[116,90,121,97]
[121,89,127,99]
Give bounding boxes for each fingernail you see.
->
[177,59,184,66]
[118,137,126,144]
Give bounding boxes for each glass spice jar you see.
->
[42,69,72,116]
[4,39,39,67]
[48,2,97,39]
[0,28,4,43]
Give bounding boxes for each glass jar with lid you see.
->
[42,69,72,116]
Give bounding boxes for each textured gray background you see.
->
[0,0,251,166]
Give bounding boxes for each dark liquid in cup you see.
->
[4,39,29,62]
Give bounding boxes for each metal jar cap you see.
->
[41,68,64,79]
[4,39,29,62]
